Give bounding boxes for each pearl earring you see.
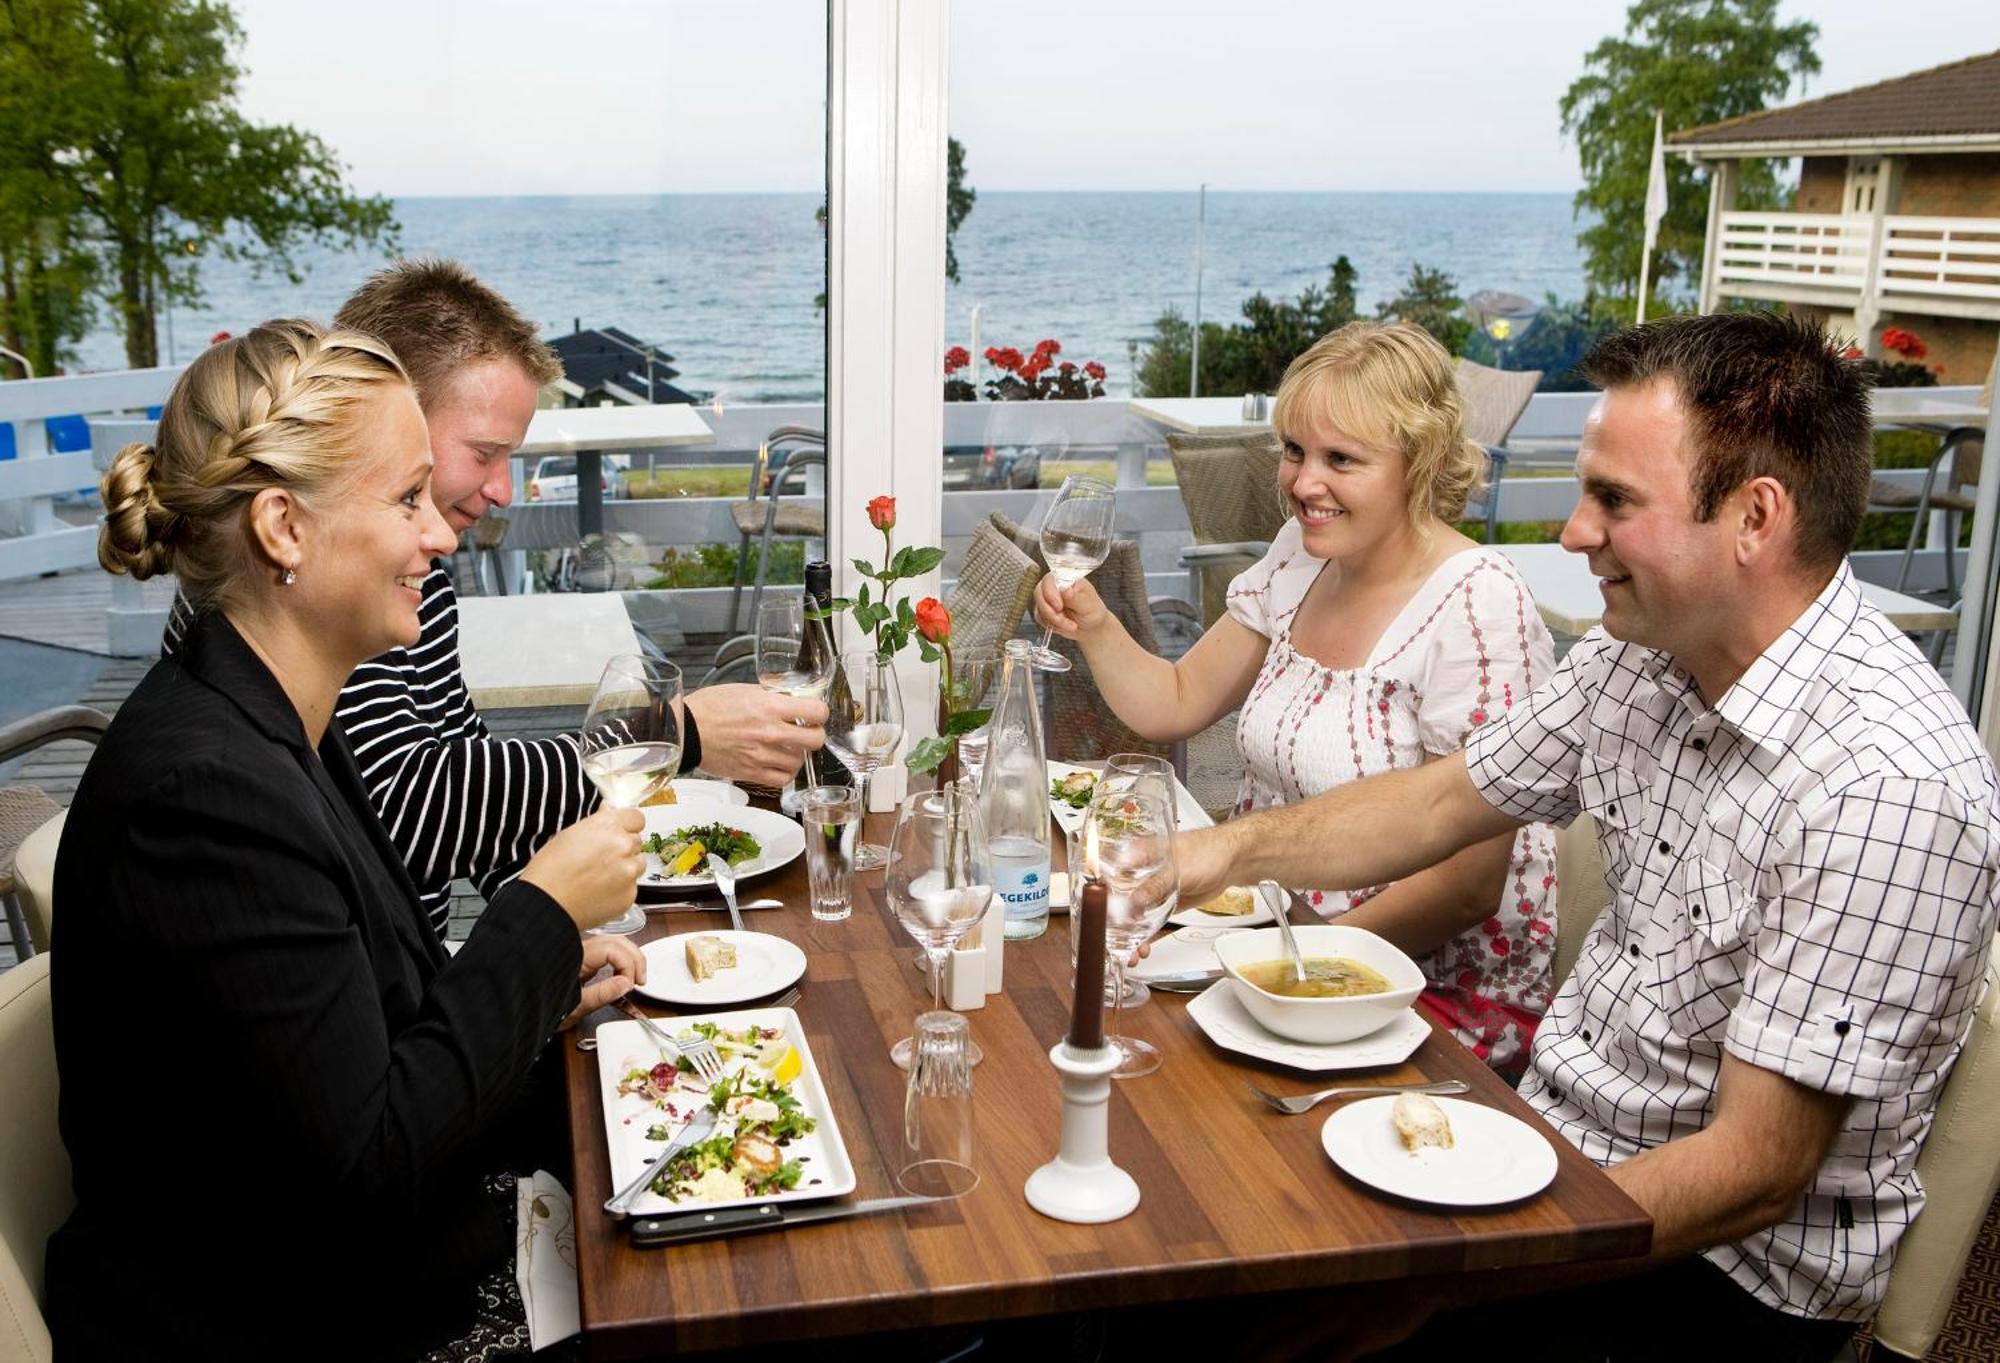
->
[282,565,297,586]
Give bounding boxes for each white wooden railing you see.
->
[1716,211,2000,320]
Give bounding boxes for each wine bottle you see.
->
[801,560,847,789]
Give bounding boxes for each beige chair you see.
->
[1165,430,1287,628]
[1552,812,1610,989]
[0,953,65,1363]
[1454,358,1543,543]
[1,707,107,960]
[1870,939,2000,1359]
[11,813,61,955]
[944,521,1041,661]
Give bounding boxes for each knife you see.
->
[1136,969,1225,991]
[629,1194,941,1247]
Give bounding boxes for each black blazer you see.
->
[47,611,583,1361]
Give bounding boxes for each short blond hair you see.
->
[1271,321,1485,528]
[98,319,411,610]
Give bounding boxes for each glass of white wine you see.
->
[579,654,684,937]
[824,650,904,871]
[756,594,836,812]
[1030,474,1116,672]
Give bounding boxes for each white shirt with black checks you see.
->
[1464,563,2000,1321]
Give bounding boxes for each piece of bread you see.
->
[1196,885,1258,917]
[1391,1093,1454,1152]
[684,934,738,981]
[643,784,679,806]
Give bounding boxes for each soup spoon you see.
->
[1261,879,1308,986]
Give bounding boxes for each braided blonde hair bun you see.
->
[97,319,410,609]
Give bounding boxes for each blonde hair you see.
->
[1271,320,1485,528]
[98,319,411,610]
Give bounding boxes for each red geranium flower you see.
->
[867,495,896,531]
[915,597,951,643]
[1083,360,1106,381]
[944,345,969,375]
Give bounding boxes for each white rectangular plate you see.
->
[594,1006,857,1217]
[1047,760,1212,836]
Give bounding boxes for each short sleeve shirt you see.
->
[1464,563,2000,1320]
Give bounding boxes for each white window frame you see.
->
[827,0,949,801]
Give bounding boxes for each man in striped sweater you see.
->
[165,259,826,938]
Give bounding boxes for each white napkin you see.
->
[515,1170,580,1352]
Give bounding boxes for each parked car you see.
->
[525,454,628,502]
[941,443,1041,490]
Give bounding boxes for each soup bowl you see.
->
[1213,924,1425,1044]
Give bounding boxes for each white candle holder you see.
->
[1024,1041,1139,1223]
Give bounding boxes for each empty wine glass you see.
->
[756,594,835,812]
[824,650,903,871]
[1030,475,1116,672]
[946,651,1002,786]
[578,655,684,936]
[1084,788,1178,1078]
[887,783,992,1070]
[1095,753,1182,1008]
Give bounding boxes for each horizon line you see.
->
[358,185,1586,200]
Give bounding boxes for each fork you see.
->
[1244,1077,1470,1115]
[706,854,746,933]
[618,999,724,1081]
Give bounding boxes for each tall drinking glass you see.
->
[756,595,835,812]
[578,655,684,937]
[1084,788,1178,1078]
[823,650,903,871]
[801,784,862,922]
[1029,475,1115,672]
[886,784,992,1070]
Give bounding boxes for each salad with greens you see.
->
[642,822,762,878]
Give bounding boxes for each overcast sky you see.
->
[230,0,1998,197]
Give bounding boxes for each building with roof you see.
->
[1669,49,2000,382]
[546,325,700,407]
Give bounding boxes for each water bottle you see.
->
[979,638,1051,941]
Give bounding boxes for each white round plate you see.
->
[640,800,803,891]
[1320,1096,1558,1207]
[1170,882,1278,929]
[656,779,748,808]
[635,930,808,1007]
[1185,984,1428,1073]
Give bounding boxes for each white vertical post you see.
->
[1856,156,1902,354]
[1699,159,1739,315]
[828,0,949,805]
[1958,345,2000,722]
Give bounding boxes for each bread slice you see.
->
[684,934,737,982]
[1391,1093,1454,1152]
[643,784,679,806]
[1196,885,1258,917]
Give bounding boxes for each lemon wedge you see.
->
[669,841,706,876]
[760,1044,803,1087]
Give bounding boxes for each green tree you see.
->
[1376,262,1473,356]
[0,0,397,369]
[945,136,975,286]
[1138,257,1358,398]
[1560,0,1818,308]
[1503,293,1621,391]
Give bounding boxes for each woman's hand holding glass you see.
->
[518,806,648,933]
[1031,572,1111,644]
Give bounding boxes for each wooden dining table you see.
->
[562,803,1652,1359]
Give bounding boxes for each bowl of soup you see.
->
[1213,924,1425,1044]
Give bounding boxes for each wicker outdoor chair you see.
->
[945,521,1041,661]
[1165,430,1287,628]
[1454,358,1542,542]
[1,705,109,957]
[988,511,1176,769]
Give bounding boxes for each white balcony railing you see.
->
[1716,210,2000,320]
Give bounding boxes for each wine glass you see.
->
[1084,788,1178,1078]
[1029,475,1116,672]
[946,651,1002,787]
[887,784,992,1070]
[578,655,684,937]
[756,594,835,812]
[1096,753,1182,1008]
[824,650,904,871]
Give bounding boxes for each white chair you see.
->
[1552,812,1610,989]
[11,813,61,955]
[0,953,65,1363]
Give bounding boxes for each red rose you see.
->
[867,495,896,531]
[1083,360,1106,381]
[915,597,951,643]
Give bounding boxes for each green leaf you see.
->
[853,558,881,582]
[826,596,852,611]
[905,737,953,775]
[855,582,871,611]
[888,545,915,578]
[941,707,990,737]
[916,636,940,663]
[901,546,946,577]
[896,597,916,629]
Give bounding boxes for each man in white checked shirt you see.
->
[1179,312,2000,1361]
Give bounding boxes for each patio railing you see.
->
[1717,210,2000,320]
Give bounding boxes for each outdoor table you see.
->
[1498,542,1959,636]
[562,801,1652,1359]
[456,594,640,709]
[519,403,717,540]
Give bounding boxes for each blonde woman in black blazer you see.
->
[50,320,647,1361]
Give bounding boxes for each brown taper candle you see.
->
[1069,875,1108,1052]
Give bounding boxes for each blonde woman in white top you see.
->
[1036,321,1557,1074]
